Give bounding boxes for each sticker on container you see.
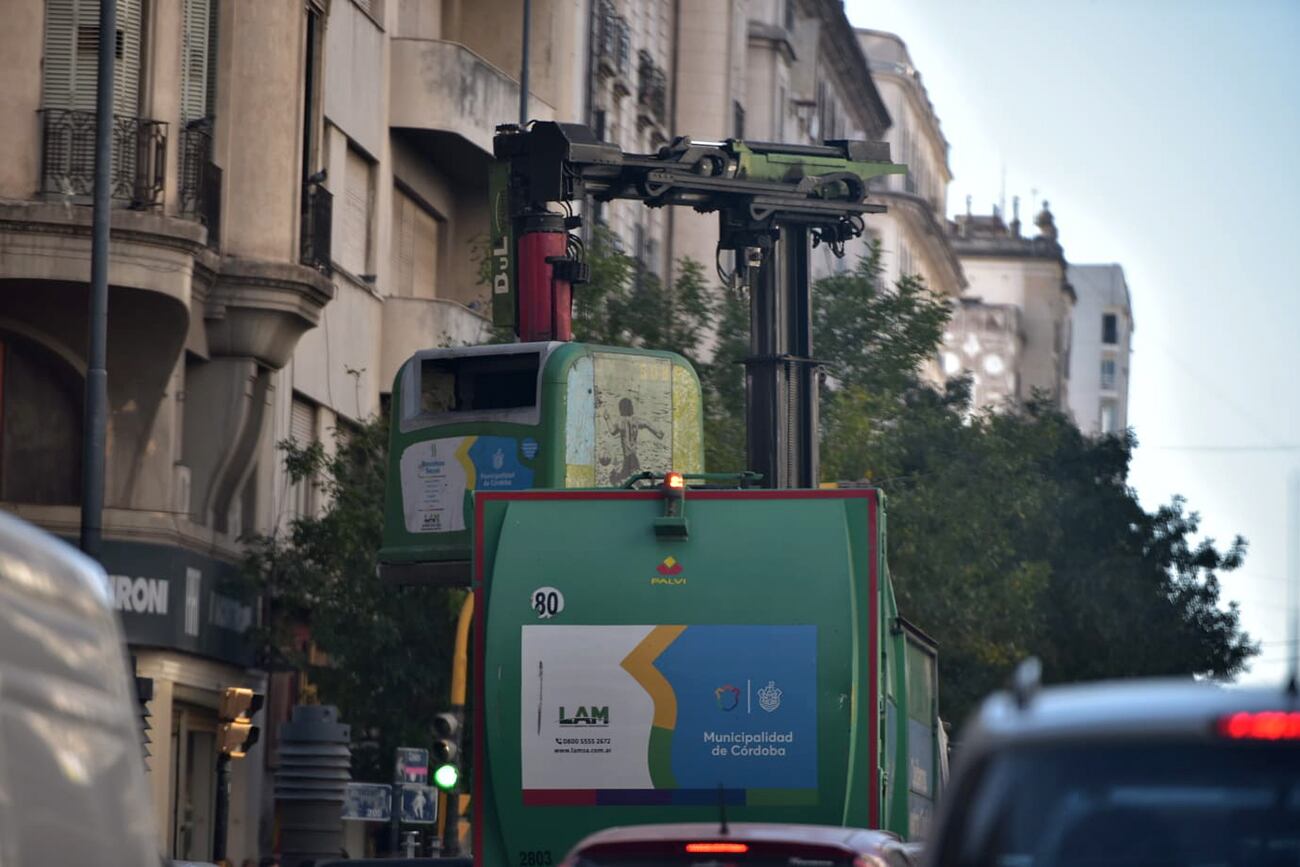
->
[531,587,565,620]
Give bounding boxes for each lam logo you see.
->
[558,706,610,726]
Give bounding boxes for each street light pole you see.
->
[212,754,232,862]
[520,0,531,126]
[80,0,117,560]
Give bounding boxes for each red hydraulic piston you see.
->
[517,214,572,342]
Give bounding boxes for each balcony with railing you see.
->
[300,180,333,274]
[637,50,667,127]
[39,109,166,208]
[389,38,556,155]
[596,0,632,86]
[179,118,221,248]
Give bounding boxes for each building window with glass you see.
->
[1100,358,1116,390]
[1102,312,1118,344]
[1100,400,1117,434]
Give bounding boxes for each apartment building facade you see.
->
[857,29,963,302]
[0,0,584,860]
[946,202,1075,412]
[1066,263,1133,435]
[668,0,892,285]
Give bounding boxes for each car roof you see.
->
[572,822,902,853]
[965,678,1300,749]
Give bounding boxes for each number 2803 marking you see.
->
[519,850,553,866]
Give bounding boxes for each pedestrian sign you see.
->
[401,783,437,824]
[396,747,429,784]
[342,783,392,822]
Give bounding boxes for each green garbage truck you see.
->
[469,485,944,867]
[377,121,945,864]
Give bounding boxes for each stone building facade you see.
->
[856,29,963,302]
[1066,263,1133,435]
[0,0,583,860]
[668,0,892,286]
[947,202,1075,411]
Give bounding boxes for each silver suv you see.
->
[926,663,1300,867]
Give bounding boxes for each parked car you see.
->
[559,822,916,867]
[0,511,161,865]
[926,660,1300,867]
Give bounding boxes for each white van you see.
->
[0,511,160,865]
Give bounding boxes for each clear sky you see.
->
[843,0,1300,683]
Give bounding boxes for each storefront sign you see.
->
[82,539,256,666]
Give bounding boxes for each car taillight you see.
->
[685,842,750,854]
[853,855,887,867]
[1217,711,1300,740]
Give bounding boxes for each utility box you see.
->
[379,342,703,585]
[471,487,892,866]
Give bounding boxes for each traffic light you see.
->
[432,711,460,791]
[218,686,264,759]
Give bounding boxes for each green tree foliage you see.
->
[571,225,715,368]
[811,250,1257,725]
[245,226,1257,775]
[240,418,462,780]
[814,250,954,396]
[698,280,750,472]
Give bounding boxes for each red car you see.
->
[559,823,916,867]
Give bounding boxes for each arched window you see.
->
[0,332,84,505]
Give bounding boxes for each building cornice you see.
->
[874,190,967,295]
[204,255,336,369]
[804,0,891,137]
[747,20,797,64]
[857,29,951,176]
[0,199,208,255]
[950,234,1066,265]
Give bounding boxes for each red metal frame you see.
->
[471,487,881,863]
[517,229,573,342]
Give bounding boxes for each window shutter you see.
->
[205,0,219,119]
[43,0,142,114]
[392,190,414,295]
[180,0,211,123]
[42,0,82,109]
[290,397,316,445]
[340,146,372,275]
[391,188,438,299]
[114,0,141,118]
[288,397,317,519]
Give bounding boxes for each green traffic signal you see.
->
[434,762,459,791]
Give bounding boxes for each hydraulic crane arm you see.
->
[494,121,901,251]
[489,121,904,488]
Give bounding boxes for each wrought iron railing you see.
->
[200,161,222,248]
[179,119,211,213]
[179,118,222,247]
[637,50,667,125]
[596,0,631,76]
[300,180,333,274]
[39,108,167,208]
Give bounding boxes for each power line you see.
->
[1143,444,1300,453]
[1139,334,1291,450]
